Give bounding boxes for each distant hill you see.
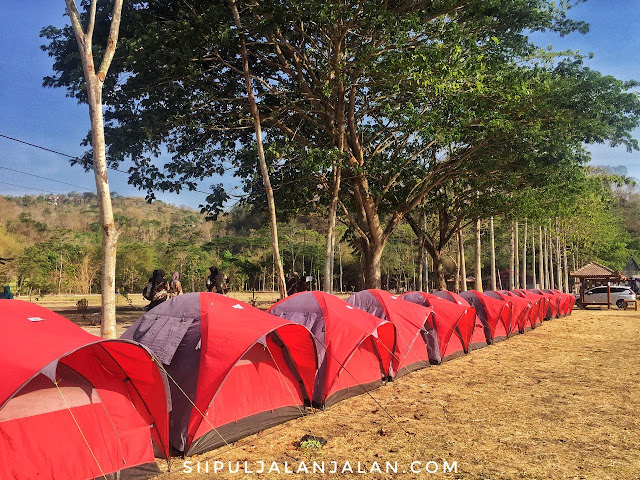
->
[0,193,338,296]
[0,192,213,245]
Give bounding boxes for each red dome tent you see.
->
[459,290,512,343]
[485,291,531,334]
[547,289,575,316]
[123,293,317,456]
[346,289,439,376]
[268,292,395,407]
[430,290,488,350]
[541,289,569,317]
[0,300,170,480]
[526,289,557,320]
[401,292,476,361]
[513,289,545,327]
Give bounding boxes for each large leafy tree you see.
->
[42,0,639,288]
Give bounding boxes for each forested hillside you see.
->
[0,165,638,297]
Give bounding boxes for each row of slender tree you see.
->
[46,0,640,337]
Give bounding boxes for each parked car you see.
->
[580,285,636,308]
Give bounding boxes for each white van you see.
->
[582,285,636,308]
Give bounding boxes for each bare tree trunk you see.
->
[563,232,570,293]
[556,218,563,292]
[417,235,425,292]
[58,253,63,295]
[339,244,343,293]
[454,245,461,293]
[544,225,550,289]
[324,167,341,293]
[521,220,527,289]
[65,0,123,338]
[421,214,428,291]
[459,230,467,292]
[362,240,385,289]
[509,221,515,290]
[548,224,555,289]
[489,216,497,291]
[514,221,520,289]
[230,0,286,298]
[539,225,544,289]
[474,218,483,291]
[428,248,447,291]
[532,225,537,288]
[424,253,429,293]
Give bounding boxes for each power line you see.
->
[0,133,218,197]
[0,165,91,191]
[0,133,77,159]
[0,180,64,194]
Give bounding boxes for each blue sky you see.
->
[0,1,639,209]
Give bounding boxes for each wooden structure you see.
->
[622,256,640,294]
[622,256,640,278]
[623,299,638,311]
[570,262,626,309]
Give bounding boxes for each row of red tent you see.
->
[0,288,574,479]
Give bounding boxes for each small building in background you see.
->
[570,262,625,309]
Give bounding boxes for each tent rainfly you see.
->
[268,291,396,408]
[346,289,439,376]
[0,300,170,480]
[401,292,477,361]
[123,292,317,455]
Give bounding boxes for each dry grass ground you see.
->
[149,308,640,480]
[31,296,640,478]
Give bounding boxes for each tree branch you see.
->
[97,0,124,82]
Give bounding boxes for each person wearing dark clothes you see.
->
[147,269,169,310]
[206,266,225,294]
[0,285,14,299]
[286,273,308,296]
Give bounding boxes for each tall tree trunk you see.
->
[230,0,286,298]
[521,220,528,289]
[65,0,123,338]
[563,232,570,294]
[555,218,563,292]
[433,249,447,291]
[509,221,515,290]
[474,218,483,291]
[544,225,550,289]
[514,221,520,289]
[361,240,385,289]
[548,224,555,289]
[339,244,343,293]
[454,248,461,293]
[424,253,429,293]
[459,230,467,292]
[422,214,428,291]
[417,233,425,292]
[532,225,537,288]
[324,162,342,293]
[538,225,544,289]
[489,216,497,291]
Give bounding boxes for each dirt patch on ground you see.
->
[152,308,640,480]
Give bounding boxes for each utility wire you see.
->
[0,133,77,159]
[0,133,220,198]
[0,165,91,191]
[0,180,64,194]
